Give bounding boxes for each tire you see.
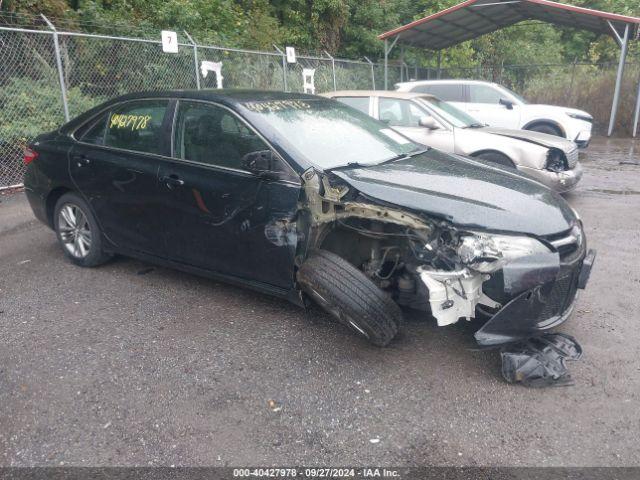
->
[297,249,401,347]
[474,151,516,169]
[53,192,112,267]
[527,123,562,137]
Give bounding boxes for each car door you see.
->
[376,97,455,152]
[69,99,171,255]
[466,84,521,128]
[157,99,301,289]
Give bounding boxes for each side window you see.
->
[469,85,503,104]
[174,101,270,170]
[412,84,465,102]
[379,98,424,127]
[104,100,169,155]
[78,113,108,145]
[336,97,370,114]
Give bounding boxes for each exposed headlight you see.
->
[458,232,551,273]
[566,112,593,123]
[546,149,568,172]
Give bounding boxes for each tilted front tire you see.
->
[475,151,516,169]
[297,249,401,347]
[527,123,562,137]
[53,192,112,267]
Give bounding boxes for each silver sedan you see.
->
[322,91,582,193]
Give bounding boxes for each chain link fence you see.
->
[2,19,639,188]
[0,28,65,187]
[0,22,389,188]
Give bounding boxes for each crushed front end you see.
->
[300,169,595,348]
[398,220,595,347]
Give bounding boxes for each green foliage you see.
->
[522,63,640,135]
[0,78,95,140]
[3,0,639,65]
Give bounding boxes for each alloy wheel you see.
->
[58,203,92,258]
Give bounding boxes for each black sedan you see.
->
[23,90,595,347]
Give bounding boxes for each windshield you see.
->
[418,97,483,128]
[240,98,420,170]
[498,85,528,104]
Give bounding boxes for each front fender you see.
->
[455,128,549,169]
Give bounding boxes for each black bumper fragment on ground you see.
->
[500,333,583,387]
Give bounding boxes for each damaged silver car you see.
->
[323,91,582,193]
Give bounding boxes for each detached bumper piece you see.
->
[501,333,582,387]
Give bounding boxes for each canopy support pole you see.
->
[633,68,640,137]
[384,35,399,90]
[608,22,630,137]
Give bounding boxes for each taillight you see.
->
[23,147,39,165]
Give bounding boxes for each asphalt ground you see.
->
[1,137,639,467]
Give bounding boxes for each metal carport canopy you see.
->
[378,0,640,137]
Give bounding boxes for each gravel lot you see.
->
[1,137,639,467]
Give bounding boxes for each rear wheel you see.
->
[297,250,401,347]
[527,123,563,137]
[54,192,112,267]
[474,151,516,169]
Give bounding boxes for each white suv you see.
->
[395,80,593,148]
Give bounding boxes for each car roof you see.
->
[323,90,436,100]
[396,79,496,87]
[61,89,324,133]
[111,89,320,105]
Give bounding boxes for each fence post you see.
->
[41,15,69,122]
[184,31,200,90]
[561,57,578,103]
[324,51,337,91]
[364,57,375,90]
[273,45,287,92]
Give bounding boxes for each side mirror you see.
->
[419,116,439,130]
[242,150,279,179]
[499,98,514,110]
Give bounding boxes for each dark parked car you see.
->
[23,90,595,347]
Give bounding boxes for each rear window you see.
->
[335,96,370,114]
[77,114,108,145]
[469,84,503,104]
[103,100,169,155]
[410,84,465,102]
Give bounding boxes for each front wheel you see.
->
[474,151,516,169]
[297,250,401,347]
[527,123,563,137]
[54,192,112,267]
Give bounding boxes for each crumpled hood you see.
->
[479,126,576,152]
[331,149,577,237]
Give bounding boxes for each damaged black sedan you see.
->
[24,90,595,348]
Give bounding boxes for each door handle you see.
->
[72,154,90,167]
[160,174,185,189]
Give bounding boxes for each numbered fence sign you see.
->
[161,30,179,53]
[286,46,296,64]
